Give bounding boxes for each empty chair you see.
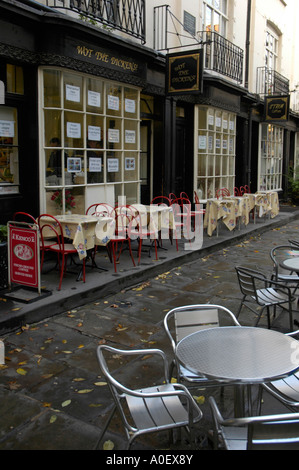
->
[216,188,230,199]
[209,396,299,450]
[151,196,171,206]
[261,330,299,412]
[169,192,177,202]
[270,245,299,294]
[86,203,113,216]
[180,191,189,199]
[128,205,158,264]
[164,304,241,387]
[13,211,36,225]
[234,187,241,196]
[96,345,203,450]
[38,214,85,290]
[108,206,136,273]
[171,197,192,248]
[235,266,294,330]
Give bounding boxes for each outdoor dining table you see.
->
[176,326,299,417]
[203,198,238,236]
[252,191,280,220]
[40,213,115,260]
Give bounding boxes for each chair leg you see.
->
[93,404,117,450]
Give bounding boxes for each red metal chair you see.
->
[108,206,136,273]
[38,214,85,290]
[234,187,241,196]
[86,203,113,216]
[151,196,171,206]
[13,211,36,224]
[171,197,193,250]
[216,188,231,199]
[128,206,158,264]
[169,193,177,202]
[180,191,189,199]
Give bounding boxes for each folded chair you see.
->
[163,304,241,388]
[96,345,203,450]
[235,266,294,330]
[209,396,299,450]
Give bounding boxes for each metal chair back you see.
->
[96,345,202,450]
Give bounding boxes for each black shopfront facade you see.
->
[0,0,166,221]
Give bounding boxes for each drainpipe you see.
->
[245,0,252,89]
[245,0,252,187]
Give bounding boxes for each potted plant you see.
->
[0,224,7,245]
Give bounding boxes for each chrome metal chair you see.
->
[96,345,203,450]
[270,245,299,294]
[163,304,241,387]
[235,266,294,330]
[261,330,299,411]
[209,396,299,450]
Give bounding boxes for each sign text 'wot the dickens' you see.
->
[166,50,203,95]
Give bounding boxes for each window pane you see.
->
[44,69,61,108]
[64,73,83,111]
[0,106,19,193]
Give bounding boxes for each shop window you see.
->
[0,107,19,194]
[41,68,140,213]
[259,124,283,191]
[6,65,24,95]
[195,106,236,199]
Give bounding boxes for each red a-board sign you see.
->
[8,224,39,288]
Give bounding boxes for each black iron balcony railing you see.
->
[256,67,289,96]
[45,0,145,43]
[154,5,243,84]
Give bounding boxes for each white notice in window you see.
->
[125,98,135,113]
[108,129,120,143]
[67,122,81,139]
[88,90,101,108]
[0,120,14,138]
[66,84,80,103]
[89,157,102,172]
[88,125,101,141]
[108,95,119,111]
[125,130,136,144]
[107,158,119,172]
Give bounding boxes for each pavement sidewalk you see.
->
[0,207,299,451]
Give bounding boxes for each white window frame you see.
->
[39,67,141,213]
[258,123,283,192]
[194,105,236,199]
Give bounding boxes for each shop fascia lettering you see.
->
[12,233,35,243]
[76,45,139,73]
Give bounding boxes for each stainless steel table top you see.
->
[176,327,299,384]
[282,258,299,272]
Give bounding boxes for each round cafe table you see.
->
[176,326,299,416]
[282,258,299,272]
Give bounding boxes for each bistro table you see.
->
[203,198,238,236]
[281,257,299,273]
[39,213,115,259]
[176,326,299,417]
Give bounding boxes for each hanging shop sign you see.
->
[166,50,203,95]
[264,95,290,122]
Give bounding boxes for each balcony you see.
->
[256,67,289,96]
[154,5,243,84]
[45,0,146,43]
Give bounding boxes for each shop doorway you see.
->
[174,104,194,197]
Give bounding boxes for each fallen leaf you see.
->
[61,400,71,407]
[49,415,57,424]
[103,440,114,450]
[16,368,27,375]
[77,389,93,394]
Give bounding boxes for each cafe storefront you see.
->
[0,0,165,221]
